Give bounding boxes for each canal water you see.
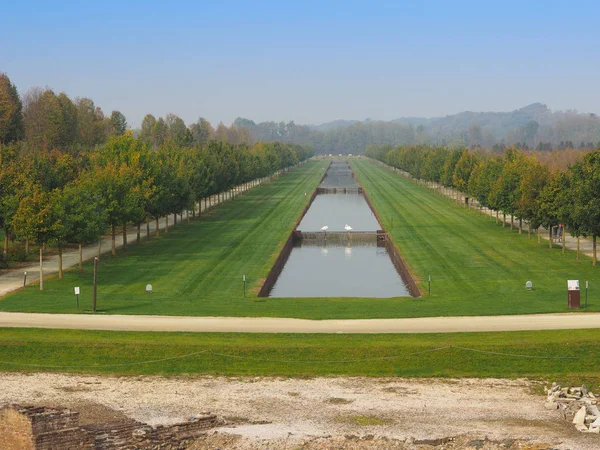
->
[269,160,412,298]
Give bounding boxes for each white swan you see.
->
[344,224,352,231]
[320,225,328,231]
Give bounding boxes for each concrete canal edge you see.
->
[353,164,421,298]
[257,161,332,297]
[258,159,421,298]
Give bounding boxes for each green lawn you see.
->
[351,158,600,316]
[0,327,598,387]
[0,161,332,316]
[1,158,599,319]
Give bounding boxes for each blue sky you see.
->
[2,1,599,127]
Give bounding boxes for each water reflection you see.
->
[269,242,411,298]
[298,194,380,232]
[268,160,411,298]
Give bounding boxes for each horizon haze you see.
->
[2,1,599,127]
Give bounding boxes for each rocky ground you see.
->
[1,373,598,449]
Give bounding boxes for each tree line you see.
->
[0,73,313,286]
[365,144,600,266]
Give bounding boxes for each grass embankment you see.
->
[352,158,600,316]
[0,327,598,387]
[0,161,332,316]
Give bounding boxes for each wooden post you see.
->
[93,257,98,312]
[39,247,43,291]
[58,248,63,279]
[111,225,116,255]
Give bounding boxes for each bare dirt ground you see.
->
[1,373,597,449]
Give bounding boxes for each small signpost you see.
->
[428,275,431,296]
[586,281,589,309]
[74,287,80,310]
[23,271,27,287]
[243,275,246,298]
[567,280,580,309]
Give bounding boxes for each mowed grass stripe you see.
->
[0,327,599,385]
[351,158,600,316]
[0,162,329,316]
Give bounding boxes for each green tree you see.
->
[75,97,106,147]
[189,118,214,146]
[0,73,24,144]
[140,114,156,147]
[109,110,127,136]
[57,181,108,271]
[568,150,600,265]
[12,188,61,289]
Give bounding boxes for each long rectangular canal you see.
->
[269,160,412,298]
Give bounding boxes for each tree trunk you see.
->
[137,223,141,244]
[156,218,160,237]
[165,215,169,233]
[577,236,580,261]
[192,206,196,218]
[510,215,513,231]
[79,244,83,270]
[519,218,522,234]
[39,247,43,291]
[495,211,499,224]
[112,225,116,255]
[562,227,566,255]
[537,228,541,244]
[549,228,553,249]
[503,213,506,228]
[146,218,150,241]
[122,222,127,248]
[593,235,597,267]
[174,213,177,226]
[58,248,63,280]
[25,238,29,255]
[3,233,8,257]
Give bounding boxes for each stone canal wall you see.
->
[351,163,421,298]
[0,404,219,450]
[298,230,380,244]
[257,162,331,297]
[259,160,420,298]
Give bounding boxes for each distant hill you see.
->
[236,104,600,154]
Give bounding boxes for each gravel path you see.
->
[0,311,599,333]
[0,176,274,297]
[1,373,597,449]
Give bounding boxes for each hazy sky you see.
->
[3,1,599,127]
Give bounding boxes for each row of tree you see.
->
[365,144,600,266]
[0,134,312,285]
[0,73,256,155]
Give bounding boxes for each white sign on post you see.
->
[74,287,80,295]
[567,280,580,291]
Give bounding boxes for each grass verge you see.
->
[351,158,600,316]
[0,327,598,389]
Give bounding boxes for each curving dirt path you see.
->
[0,311,599,333]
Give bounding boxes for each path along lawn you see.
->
[0,327,598,386]
[2,157,600,319]
[0,162,336,316]
[351,158,600,316]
